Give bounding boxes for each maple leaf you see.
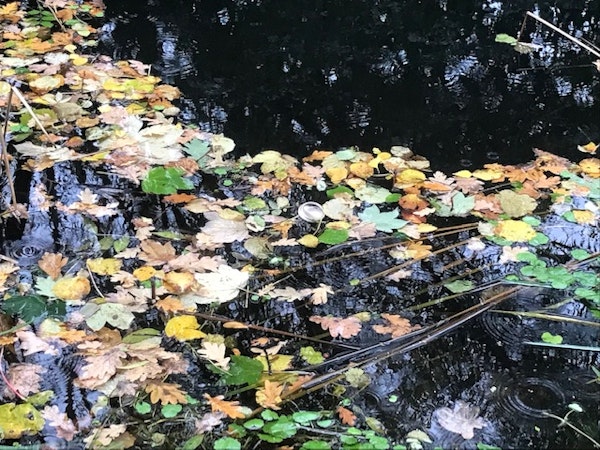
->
[42,405,77,441]
[196,341,230,370]
[435,400,485,439]
[138,239,177,265]
[336,406,357,426]
[309,315,361,339]
[204,394,246,419]
[145,381,188,405]
[373,314,421,338]
[255,380,285,410]
[37,252,68,280]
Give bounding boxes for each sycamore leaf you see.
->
[494,220,537,242]
[192,265,249,303]
[165,315,206,341]
[354,184,392,204]
[255,380,284,410]
[372,314,421,338]
[336,406,357,426]
[204,394,246,419]
[358,205,407,232]
[309,315,361,339]
[37,252,67,280]
[145,381,188,405]
[197,341,230,370]
[52,276,90,301]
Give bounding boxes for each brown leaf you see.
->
[42,405,77,441]
[309,315,361,339]
[255,380,284,410]
[204,393,246,419]
[145,381,188,405]
[138,240,177,266]
[38,252,68,280]
[4,363,45,399]
[372,314,421,338]
[336,406,357,426]
[76,347,127,389]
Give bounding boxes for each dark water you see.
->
[100,0,599,171]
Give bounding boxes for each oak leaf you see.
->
[42,405,77,441]
[204,394,246,419]
[145,381,188,405]
[196,341,230,370]
[77,348,127,389]
[336,406,357,426]
[309,284,334,305]
[373,314,421,338]
[255,380,284,410]
[4,363,44,399]
[309,315,361,339]
[38,252,67,280]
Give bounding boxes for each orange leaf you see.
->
[405,241,432,259]
[204,394,246,419]
[336,406,357,426]
[255,380,285,410]
[309,315,361,339]
[38,252,68,280]
[223,321,249,329]
[372,314,421,338]
[145,381,188,405]
[155,296,188,313]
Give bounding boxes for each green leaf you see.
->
[184,139,210,161]
[358,205,407,232]
[292,411,321,424]
[122,328,161,344]
[477,444,502,450]
[570,249,590,260]
[259,416,298,443]
[301,440,331,450]
[326,185,354,198]
[336,148,357,160]
[261,410,279,421]
[214,437,241,450]
[451,192,476,216]
[181,435,204,450]
[528,232,549,246]
[222,355,263,386]
[443,280,474,294]
[243,196,268,211]
[300,346,324,364]
[161,404,182,418]
[243,419,265,430]
[141,167,194,195]
[2,295,49,323]
[575,287,600,302]
[495,33,518,45]
[541,332,563,344]
[354,184,392,204]
[134,401,151,415]
[318,228,349,245]
[84,303,135,331]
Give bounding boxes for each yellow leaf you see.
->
[368,151,391,167]
[494,220,537,242]
[578,158,600,178]
[417,223,438,233]
[29,75,65,94]
[298,234,319,248]
[165,315,206,341]
[572,209,596,225]
[256,354,293,371]
[577,141,598,154]
[453,170,472,178]
[86,258,122,276]
[326,221,351,230]
[163,271,196,294]
[349,161,374,179]
[69,54,88,66]
[133,266,156,281]
[472,169,503,181]
[395,169,426,185]
[326,166,348,184]
[52,276,90,301]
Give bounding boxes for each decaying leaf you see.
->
[372,314,421,338]
[435,400,485,439]
[37,252,67,280]
[52,275,90,301]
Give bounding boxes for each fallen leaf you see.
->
[255,380,284,410]
[309,284,334,305]
[145,381,188,405]
[494,219,537,242]
[372,314,421,338]
[42,405,77,441]
[138,240,177,265]
[37,252,67,280]
[435,400,485,439]
[309,315,361,339]
[197,341,230,370]
[204,394,246,419]
[165,315,206,341]
[336,406,357,426]
[86,258,122,276]
[52,276,90,301]
[577,141,598,154]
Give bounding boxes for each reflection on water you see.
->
[101,0,599,170]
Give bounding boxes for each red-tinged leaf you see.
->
[337,406,357,426]
[309,315,361,339]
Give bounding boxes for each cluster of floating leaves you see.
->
[0,1,598,448]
